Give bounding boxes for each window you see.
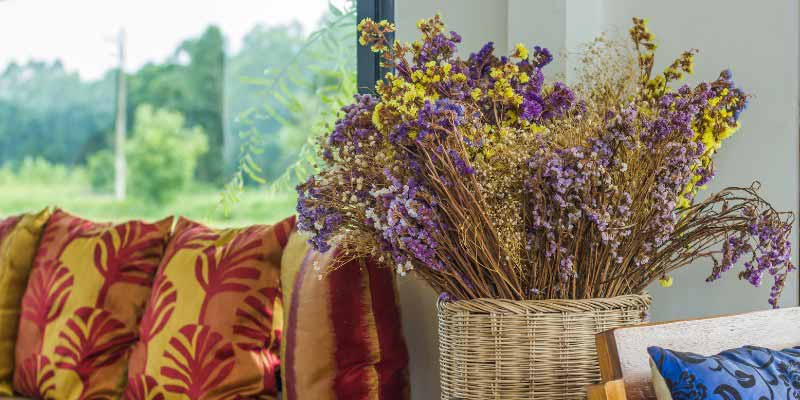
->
[0,0,356,226]
[357,0,394,93]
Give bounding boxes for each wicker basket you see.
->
[438,294,651,399]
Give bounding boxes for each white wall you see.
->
[600,0,799,320]
[394,1,799,398]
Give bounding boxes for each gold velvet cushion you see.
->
[0,209,50,396]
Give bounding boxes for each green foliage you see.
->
[128,26,225,184]
[0,164,12,185]
[0,18,351,194]
[86,150,115,192]
[0,178,295,227]
[17,157,70,183]
[127,105,208,204]
[223,23,306,181]
[220,0,357,215]
[0,11,357,222]
[0,156,84,185]
[175,26,225,183]
[0,61,114,165]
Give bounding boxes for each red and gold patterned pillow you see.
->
[124,216,295,400]
[0,215,21,240]
[0,209,50,396]
[280,229,410,400]
[13,209,173,399]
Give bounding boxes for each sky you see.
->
[0,0,347,80]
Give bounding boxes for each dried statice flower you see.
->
[296,15,793,307]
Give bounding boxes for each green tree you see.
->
[87,150,115,192]
[127,26,225,184]
[0,61,114,166]
[127,105,208,203]
[178,26,225,183]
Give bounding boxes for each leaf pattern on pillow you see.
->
[194,227,265,323]
[93,222,166,307]
[20,260,73,337]
[54,307,137,394]
[13,355,55,398]
[124,374,165,400]
[125,216,295,400]
[13,210,172,399]
[161,324,235,399]
[139,276,177,344]
[234,287,282,393]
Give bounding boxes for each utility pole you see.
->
[114,28,127,200]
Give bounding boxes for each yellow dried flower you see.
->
[513,43,529,59]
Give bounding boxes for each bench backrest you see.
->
[595,307,800,400]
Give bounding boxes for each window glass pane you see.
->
[0,0,356,226]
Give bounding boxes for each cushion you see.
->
[649,358,674,400]
[280,229,410,400]
[648,345,800,400]
[0,210,50,396]
[13,209,173,399]
[124,216,294,400]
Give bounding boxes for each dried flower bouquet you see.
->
[296,16,794,307]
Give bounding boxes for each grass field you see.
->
[0,181,297,227]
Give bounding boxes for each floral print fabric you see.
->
[649,345,800,400]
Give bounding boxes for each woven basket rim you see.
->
[437,293,651,398]
[437,293,652,314]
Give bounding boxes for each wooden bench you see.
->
[586,307,800,400]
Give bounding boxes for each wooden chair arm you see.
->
[587,379,627,400]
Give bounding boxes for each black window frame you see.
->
[357,0,394,94]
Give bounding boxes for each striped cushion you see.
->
[280,230,409,400]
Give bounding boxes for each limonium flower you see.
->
[296,15,793,307]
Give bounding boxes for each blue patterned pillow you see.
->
[648,345,800,400]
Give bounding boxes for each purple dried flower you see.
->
[366,172,446,274]
[448,149,475,175]
[300,15,778,305]
[540,82,575,120]
[531,45,553,67]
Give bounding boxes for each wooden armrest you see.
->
[587,379,627,400]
